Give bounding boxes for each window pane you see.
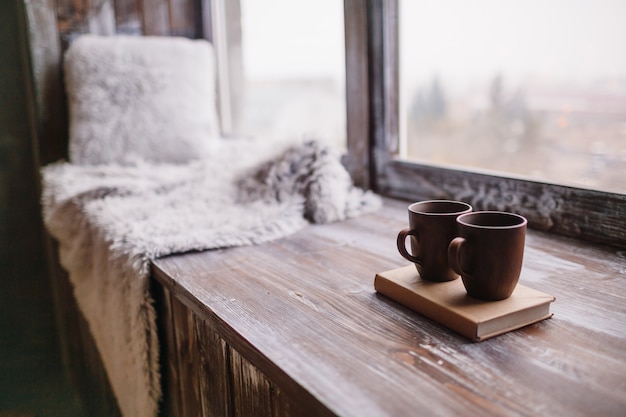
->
[236,0,346,149]
[399,0,626,194]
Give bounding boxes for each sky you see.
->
[240,0,626,89]
[240,0,345,80]
[400,0,626,89]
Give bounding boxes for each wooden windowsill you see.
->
[151,197,626,416]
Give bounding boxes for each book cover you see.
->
[374,265,555,341]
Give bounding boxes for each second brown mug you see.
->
[448,211,528,301]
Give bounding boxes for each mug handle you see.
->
[397,228,422,264]
[448,237,472,279]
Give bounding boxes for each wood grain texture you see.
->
[229,349,275,416]
[366,0,397,159]
[23,0,68,164]
[153,284,182,416]
[152,198,626,417]
[141,0,171,36]
[168,0,196,37]
[344,0,370,189]
[156,270,331,416]
[195,317,232,416]
[376,159,626,250]
[114,0,141,34]
[343,0,398,189]
[172,296,203,415]
[381,0,399,155]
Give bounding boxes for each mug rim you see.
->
[456,211,527,229]
[409,200,472,216]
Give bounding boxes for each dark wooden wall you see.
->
[0,0,79,413]
[13,0,216,414]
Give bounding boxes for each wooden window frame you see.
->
[344,0,625,250]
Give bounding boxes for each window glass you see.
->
[399,0,626,194]
[237,0,346,149]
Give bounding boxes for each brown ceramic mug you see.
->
[448,211,528,301]
[397,200,472,282]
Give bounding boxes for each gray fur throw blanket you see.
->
[41,139,381,417]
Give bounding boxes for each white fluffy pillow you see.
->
[64,35,220,165]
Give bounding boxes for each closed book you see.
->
[374,266,555,341]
